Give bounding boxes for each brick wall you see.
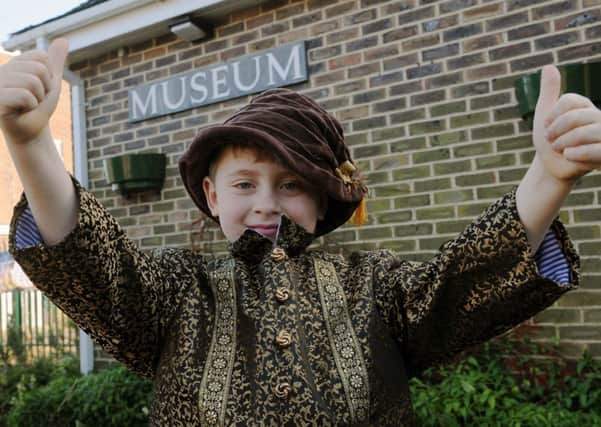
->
[69,0,601,364]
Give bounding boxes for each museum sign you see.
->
[128,41,308,121]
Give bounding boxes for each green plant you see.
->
[410,331,601,426]
[6,365,152,427]
[490,324,601,412]
[410,354,601,426]
[0,356,79,427]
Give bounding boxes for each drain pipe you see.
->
[36,37,93,375]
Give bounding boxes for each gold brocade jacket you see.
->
[9,182,579,426]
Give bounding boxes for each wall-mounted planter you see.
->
[104,153,166,196]
[515,62,601,129]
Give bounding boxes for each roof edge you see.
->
[2,0,248,62]
[3,0,158,51]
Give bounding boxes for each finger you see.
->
[0,88,39,114]
[15,60,53,94]
[9,72,46,103]
[1,71,46,101]
[1,72,46,103]
[3,55,52,95]
[564,143,601,164]
[546,108,601,141]
[536,65,561,126]
[544,93,594,128]
[47,38,69,84]
[551,123,601,151]
[14,50,51,71]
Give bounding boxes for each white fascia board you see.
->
[3,0,158,51]
[66,0,226,53]
[3,0,235,59]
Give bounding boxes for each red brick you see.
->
[230,5,261,22]
[557,41,601,62]
[276,3,305,20]
[217,22,244,37]
[534,32,580,50]
[489,42,531,61]
[247,12,274,30]
[143,47,166,60]
[398,5,435,24]
[448,52,485,70]
[463,34,503,52]
[325,1,356,18]
[329,52,362,70]
[422,14,459,32]
[507,23,550,41]
[364,45,399,61]
[486,11,529,31]
[383,25,419,43]
[462,3,503,21]
[443,23,482,42]
[466,63,508,81]
[532,1,578,20]
[402,34,441,52]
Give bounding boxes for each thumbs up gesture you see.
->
[534,64,601,183]
[0,38,69,145]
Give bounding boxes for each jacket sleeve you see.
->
[8,178,204,377]
[372,188,579,375]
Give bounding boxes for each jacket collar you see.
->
[227,215,315,263]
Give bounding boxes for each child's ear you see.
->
[202,176,219,217]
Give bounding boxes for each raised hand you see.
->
[533,64,601,183]
[0,38,69,144]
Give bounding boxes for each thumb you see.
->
[47,38,69,85]
[535,64,561,119]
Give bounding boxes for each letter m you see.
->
[266,44,303,85]
[130,85,158,120]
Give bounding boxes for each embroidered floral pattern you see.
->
[314,258,370,422]
[199,259,236,425]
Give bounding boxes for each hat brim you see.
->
[179,125,361,237]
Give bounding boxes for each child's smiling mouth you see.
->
[248,224,279,239]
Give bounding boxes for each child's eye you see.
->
[281,181,301,191]
[234,182,254,190]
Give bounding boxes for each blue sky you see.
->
[1,0,83,45]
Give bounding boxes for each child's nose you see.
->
[253,190,281,215]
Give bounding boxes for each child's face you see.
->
[202,147,324,242]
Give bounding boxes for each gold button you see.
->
[271,247,287,261]
[275,286,290,302]
[275,330,292,347]
[273,382,291,399]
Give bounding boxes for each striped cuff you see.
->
[15,206,43,249]
[534,228,571,285]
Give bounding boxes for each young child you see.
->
[2,39,601,425]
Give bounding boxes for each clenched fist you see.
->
[0,38,68,145]
[533,64,601,183]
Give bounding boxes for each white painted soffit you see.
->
[3,0,268,62]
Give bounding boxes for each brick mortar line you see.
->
[81,33,601,126]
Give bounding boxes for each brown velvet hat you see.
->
[178,88,367,237]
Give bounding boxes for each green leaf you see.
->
[461,380,476,393]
